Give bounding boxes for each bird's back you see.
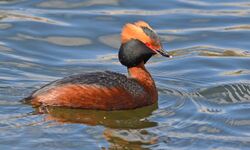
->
[32,71,144,97]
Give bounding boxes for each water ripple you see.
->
[171,46,250,57]
[3,7,248,17]
[196,83,250,104]
[10,33,92,47]
[0,10,69,26]
[36,0,119,8]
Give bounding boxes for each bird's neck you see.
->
[128,62,157,102]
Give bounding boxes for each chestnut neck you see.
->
[127,62,157,102]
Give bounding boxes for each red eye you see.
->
[145,42,159,54]
[145,42,152,48]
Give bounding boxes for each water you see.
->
[0,0,250,149]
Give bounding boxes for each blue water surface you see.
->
[0,0,250,149]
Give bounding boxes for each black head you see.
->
[119,39,155,67]
[118,21,171,68]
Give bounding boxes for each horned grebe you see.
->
[24,21,171,110]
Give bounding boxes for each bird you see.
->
[24,21,171,110]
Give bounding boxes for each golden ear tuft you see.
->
[121,23,151,44]
[134,21,153,30]
[121,23,138,43]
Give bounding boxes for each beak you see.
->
[155,48,172,58]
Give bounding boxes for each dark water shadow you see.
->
[194,83,250,104]
[33,104,158,129]
[103,128,161,149]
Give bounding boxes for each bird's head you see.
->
[119,21,171,67]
